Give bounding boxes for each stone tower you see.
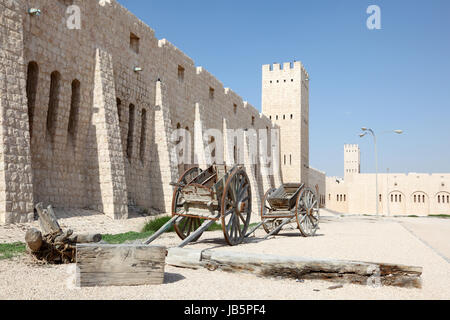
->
[262,61,310,184]
[344,144,360,176]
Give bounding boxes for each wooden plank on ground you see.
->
[76,244,167,287]
[167,248,422,289]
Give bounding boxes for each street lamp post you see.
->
[359,128,403,217]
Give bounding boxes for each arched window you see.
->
[139,109,147,162]
[127,104,135,159]
[26,62,39,139]
[438,195,441,203]
[47,71,61,142]
[68,79,80,141]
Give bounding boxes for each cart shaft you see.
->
[144,215,180,245]
[244,221,265,238]
[263,218,293,239]
[178,218,218,248]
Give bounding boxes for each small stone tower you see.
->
[262,61,310,184]
[344,144,360,176]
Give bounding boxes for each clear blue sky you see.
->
[117,0,450,177]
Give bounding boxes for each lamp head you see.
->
[394,130,404,134]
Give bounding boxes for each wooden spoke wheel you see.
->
[261,188,283,235]
[295,187,320,237]
[172,167,204,241]
[221,169,252,246]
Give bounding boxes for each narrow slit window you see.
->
[47,71,61,142]
[26,62,39,139]
[68,79,81,140]
[116,98,122,122]
[139,109,147,162]
[209,87,215,100]
[127,104,135,159]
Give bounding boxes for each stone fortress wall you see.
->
[0,0,319,224]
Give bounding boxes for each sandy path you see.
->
[1,214,449,300]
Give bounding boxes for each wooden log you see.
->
[167,249,423,289]
[54,229,73,243]
[25,228,43,252]
[68,233,102,244]
[76,244,167,287]
[35,203,62,236]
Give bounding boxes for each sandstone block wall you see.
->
[0,0,312,224]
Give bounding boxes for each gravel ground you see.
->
[0,211,449,300]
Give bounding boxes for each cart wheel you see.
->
[221,168,252,246]
[295,187,320,237]
[172,167,204,241]
[261,188,282,235]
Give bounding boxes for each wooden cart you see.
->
[246,183,320,239]
[145,165,252,247]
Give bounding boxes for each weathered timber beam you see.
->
[68,234,102,244]
[166,248,422,289]
[76,244,167,287]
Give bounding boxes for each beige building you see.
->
[326,145,450,216]
[262,62,310,184]
[0,0,321,225]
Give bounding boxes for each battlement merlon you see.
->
[262,61,310,79]
[158,39,195,67]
